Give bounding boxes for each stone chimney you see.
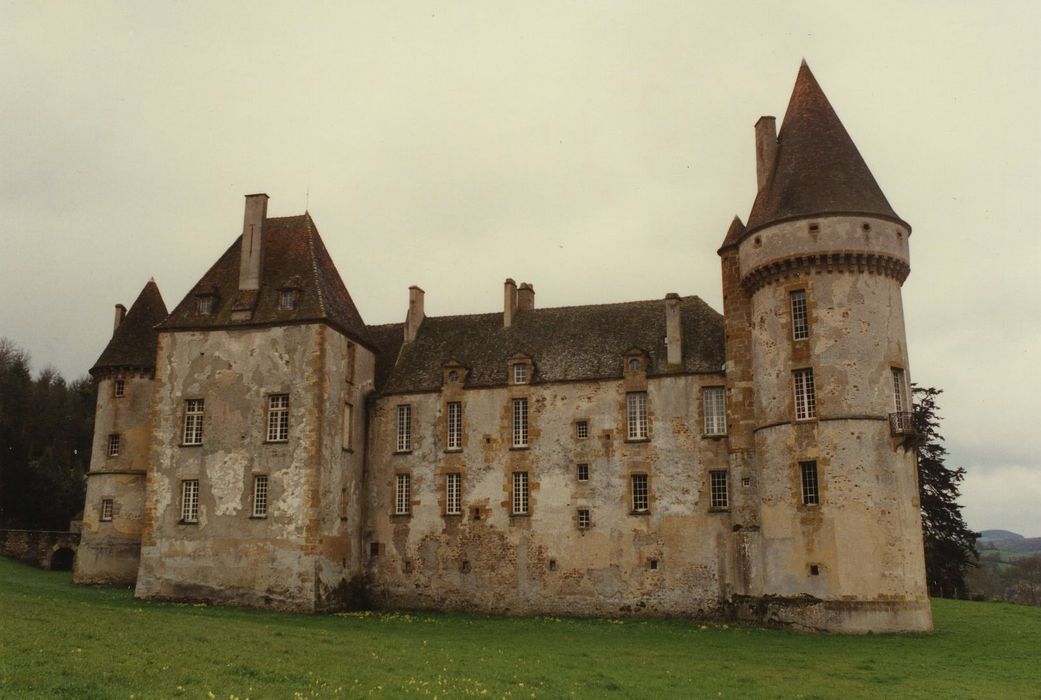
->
[754,116,777,192]
[113,304,127,334]
[238,193,269,291]
[503,278,518,328]
[404,286,425,343]
[517,283,535,311]
[665,293,682,366]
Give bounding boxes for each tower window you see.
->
[266,394,289,442]
[107,434,121,457]
[446,473,462,515]
[626,392,648,440]
[512,471,529,515]
[577,508,591,529]
[278,289,297,310]
[800,461,820,506]
[703,387,726,435]
[793,368,816,421]
[114,379,125,398]
[183,399,204,446]
[446,401,462,450]
[395,404,411,452]
[631,474,649,513]
[394,473,411,515]
[575,420,589,439]
[710,470,729,509]
[791,290,809,340]
[100,498,114,522]
[892,368,908,413]
[512,398,528,448]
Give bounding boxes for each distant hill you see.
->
[979,530,1024,542]
[978,530,1041,555]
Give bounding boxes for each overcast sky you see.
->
[2,1,1038,536]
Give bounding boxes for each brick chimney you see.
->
[113,304,126,334]
[238,193,269,291]
[517,283,535,311]
[754,116,777,192]
[503,278,518,328]
[404,286,425,342]
[664,293,682,366]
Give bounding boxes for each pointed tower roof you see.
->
[745,62,908,234]
[158,213,373,349]
[90,280,168,375]
[717,215,746,253]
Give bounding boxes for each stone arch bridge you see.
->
[0,529,80,571]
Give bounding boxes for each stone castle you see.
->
[74,63,931,632]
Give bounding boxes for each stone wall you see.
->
[1,529,80,570]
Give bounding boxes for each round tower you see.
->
[723,63,930,632]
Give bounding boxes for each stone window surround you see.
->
[702,386,727,437]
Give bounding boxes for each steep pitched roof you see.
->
[90,280,168,375]
[158,214,372,348]
[378,296,724,395]
[717,215,746,252]
[745,62,908,235]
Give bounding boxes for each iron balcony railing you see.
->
[889,411,915,436]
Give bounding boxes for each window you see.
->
[252,474,268,517]
[626,392,648,440]
[183,399,204,445]
[345,342,356,384]
[577,508,591,529]
[513,363,529,384]
[446,402,462,450]
[446,473,462,515]
[342,403,353,450]
[197,296,213,315]
[710,470,729,509]
[793,368,816,420]
[395,404,411,452]
[100,499,113,522]
[340,487,349,519]
[114,379,125,398]
[627,358,641,372]
[107,434,120,457]
[892,368,908,413]
[278,289,296,310]
[448,369,459,382]
[791,290,809,340]
[703,387,726,435]
[512,398,528,448]
[266,394,289,442]
[577,463,589,482]
[512,471,529,515]
[575,420,589,439]
[800,461,820,505]
[395,474,411,515]
[181,479,199,522]
[631,474,649,513]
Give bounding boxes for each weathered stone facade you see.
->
[75,63,932,632]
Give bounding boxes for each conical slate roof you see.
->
[717,215,746,252]
[745,62,908,235]
[90,280,168,375]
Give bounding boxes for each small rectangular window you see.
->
[395,473,411,515]
[278,289,296,310]
[447,401,462,450]
[266,394,289,442]
[892,368,908,413]
[575,420,589,439]
[342,403,353,450]
[181,479,199,522]
[114,379,125,398]
[512,471,529,515]
[703,387,726,435]
[627,392,648,440]
[345,341,356,384]
[512,398,528,448]
[107,434,120,457]
[710,470,729,509]
[395,404,411,452]
[791,290,809,340]
[513,364,529,384]
[446,473,462,515]
[197,296,213,315]
[631,474,649,513]
[800,461,820,505]
[577,508,591,529]
[252,474,268,518]
[340,487,349,519]
[183,399,204,445]
[577,463,589,482]
[100,498,114,522]
[793,368,816,421]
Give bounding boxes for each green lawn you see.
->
[1,558,1038,699]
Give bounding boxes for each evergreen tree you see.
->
[913,385,978,598]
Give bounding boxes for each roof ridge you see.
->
[409,295,709,323]
[303,213,327,317]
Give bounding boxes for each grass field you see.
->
[1,558,1039,699]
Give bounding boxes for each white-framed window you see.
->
[181,479,199,523]
[710,470,729,509]
[342,403,353,450]
[513,363,529,384]
[631,474,649,513]
[575,420,589,439]
[627,357,641,372]
[100,498,113,522]
[395,473,411,515]
[107,433,120,457]
[577,508,591,529]
[512,471,529,515]
[183,399,204,445]
[252,474,269,518]
[278,289,296,311]
[197,296,213,316]
[395,404,412,452]
[892,368,908,413]
[703,387,726,435]
[512,398,528,448]
[793,368,816,421]
[445,473,462,515]
[800,461,820,505]
[114,379,125,398]
[791,289,809,340]
[266,394,289,442]
[626,392,648,440]
[447,401,462,450]
[577,463,589,482]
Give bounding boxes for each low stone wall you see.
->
[0,529,81,570]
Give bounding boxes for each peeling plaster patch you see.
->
[206,451,248,515]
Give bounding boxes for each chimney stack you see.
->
[503,278,518,328]
[404,286,425,342]
[517,283,535,311]
[665,293,682,366]
[754,116,777,192]
[113,304,127,334]
[238,193,269,291]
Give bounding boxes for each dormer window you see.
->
[448,370,459,383]
[196,295,214,316]
[278,289,295,310]
[628,358,641,372]
[513,364,529,384]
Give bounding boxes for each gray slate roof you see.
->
[91,280,168,375]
